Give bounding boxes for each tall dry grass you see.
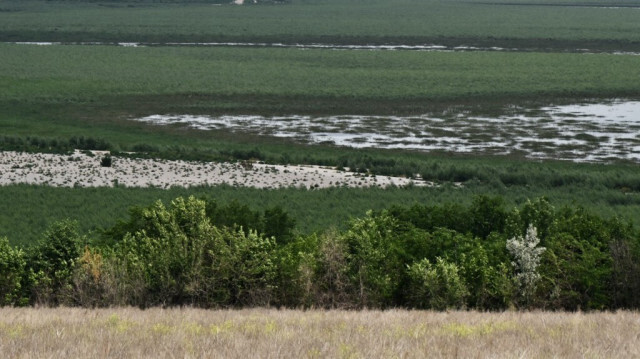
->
[0,308,639,358]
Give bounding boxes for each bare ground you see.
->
[0,150,426,189]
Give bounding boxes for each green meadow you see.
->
[1,0,640,50]
[1,0,640,244]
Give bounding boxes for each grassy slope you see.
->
[1,308,639,358]
[1,0,640,50]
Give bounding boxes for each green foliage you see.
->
[1,0,639,311]
[105,197,295,247]
[540,234,613,310]
[100,155,112,167]
[306,230,353,308]
[511,203,619,309]
[508,197,555,240]
[1,195,640,310]
[112,196,276,307]
[2,44,640,110]
[456,242,515,310]
[27,220,83,305]
[1,0,639,50]
[271,232,320,307]
[0,237,26,306]
[343,211,404,307]
[205,199,261,235]
[470,195,507,239]
[0,135,111,154]
[609,233,640,308]
[262,206,296,244]
[407,257,469,310]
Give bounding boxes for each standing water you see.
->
[131,100,640,163]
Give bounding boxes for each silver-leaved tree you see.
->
[506,225,545,306]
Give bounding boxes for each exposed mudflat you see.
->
[9,42,640,55]
[0,150,426,189]
[131,101,640,163]
[7,41,514,52]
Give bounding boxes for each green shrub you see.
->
[0,237,26,306]
[343,211,404,308]
[113,196,276,307]
[100,156,112,167]
[27,220,82,305]
[407,258,469,310]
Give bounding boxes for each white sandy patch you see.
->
[0,150,426,189]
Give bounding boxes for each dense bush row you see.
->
[0,135,112,153]
[1,195,639,310]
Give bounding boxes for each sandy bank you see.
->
[0,150,427,189]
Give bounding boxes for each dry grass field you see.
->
[0,308,638,358]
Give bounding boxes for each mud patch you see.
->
[132,100,640,163]
[9,41,640,55]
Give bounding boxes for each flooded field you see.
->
[8,41,515,52]
[132,101,640,163]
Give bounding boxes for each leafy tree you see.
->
[517,197,555,240]
[539,207,614,310]
[343,211,405,308]
[541,233,612,310]
[407,257,468,310]
[70,246,118,307]
[263,206,296,244]
[606,217,640,308]
[470,195,506,239]
[507,225,545,306]
[456,243,512,309]
[205,199,261,235]
[295,230,354,308]
[114,196,276,307]
[0,237,26,306]
[271,233,317,308]
[28,220,83,305]
[219,229,276,307]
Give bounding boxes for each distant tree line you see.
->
[1,195,639,310]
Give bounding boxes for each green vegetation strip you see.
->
[2,169,640,246]
[1,195,638,310]
[1,0,640,50]
[2,44,640,107]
